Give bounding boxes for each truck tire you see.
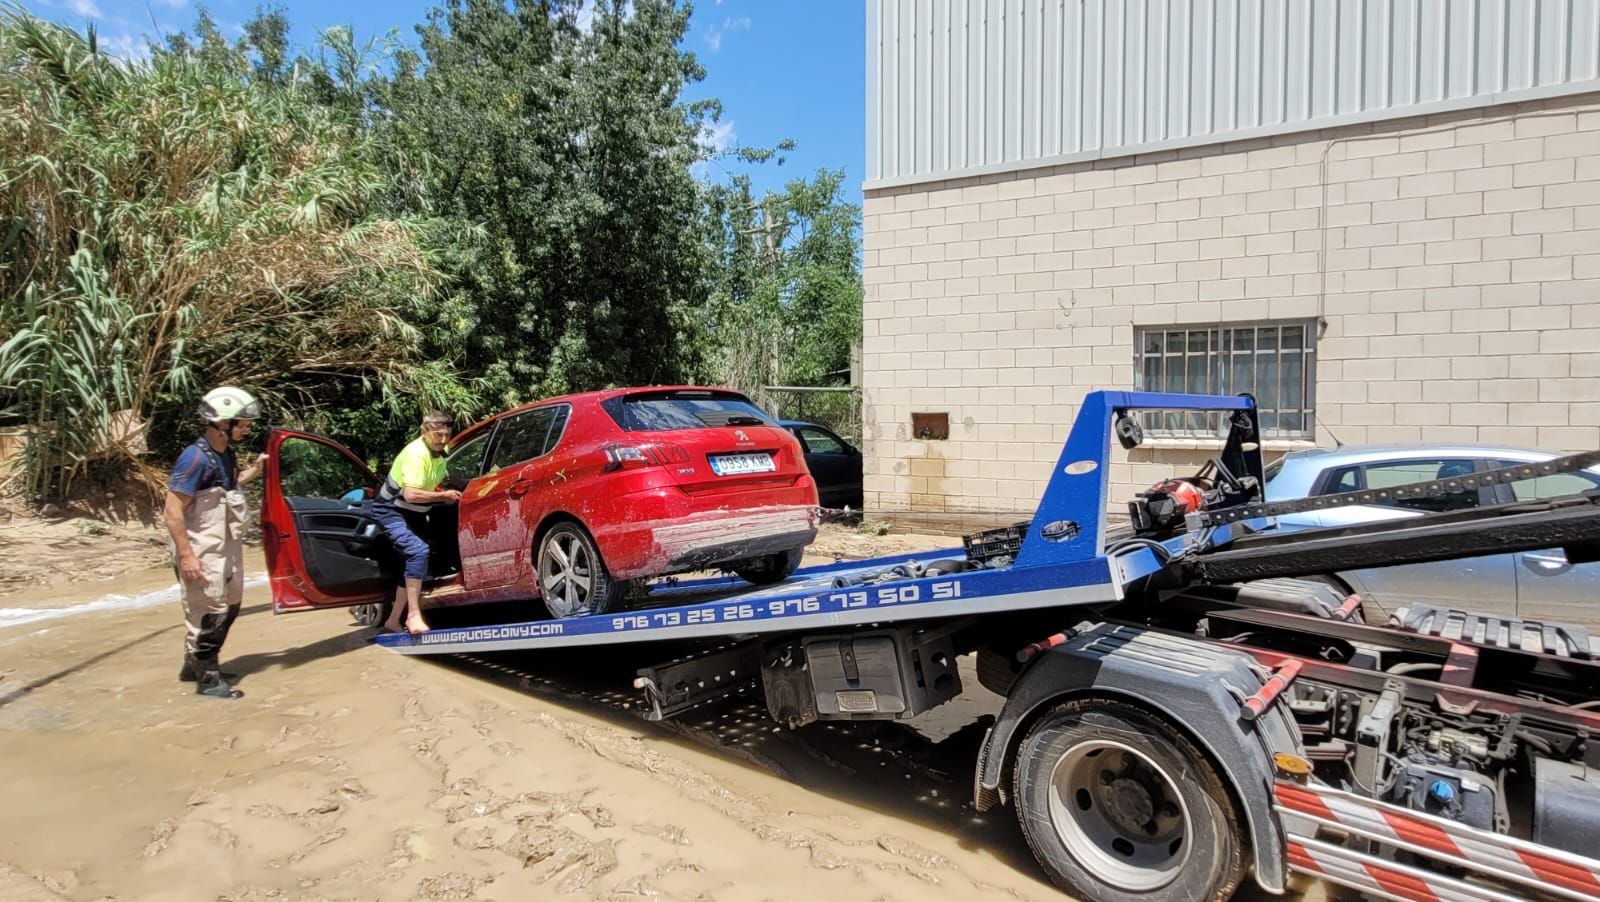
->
[1013,698,1245,902]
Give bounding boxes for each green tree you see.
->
[705,168,863,396]
[0,7,467,497]
[373,0,718,408]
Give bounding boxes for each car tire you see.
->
[732,547,803,585]
[535,521,618,619]
[353,600,392,628]
[1013,698,1245,902]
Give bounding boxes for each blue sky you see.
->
[19,0,868,206]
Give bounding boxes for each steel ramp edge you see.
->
[374,552,1123,655]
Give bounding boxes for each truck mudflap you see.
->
[972,622,1305,894]
[1276,779,1600,901]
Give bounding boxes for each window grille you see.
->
[1133,320,1317,440]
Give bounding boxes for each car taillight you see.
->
[603,442,690,471]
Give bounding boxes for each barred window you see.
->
[1133,320,1316,440]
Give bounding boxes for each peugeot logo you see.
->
[735,430,750,442]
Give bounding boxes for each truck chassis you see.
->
[378,392,1600,900]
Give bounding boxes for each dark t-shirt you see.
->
[169,438,237,495]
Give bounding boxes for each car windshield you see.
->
[603,391,777,431]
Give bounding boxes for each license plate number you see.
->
[710,453,775,476]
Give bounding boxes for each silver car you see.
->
[1263,445,1600,627]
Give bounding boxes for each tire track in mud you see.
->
[405,643,1332,902]
[408,631,1048,901]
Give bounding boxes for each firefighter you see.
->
[164,386,264,699]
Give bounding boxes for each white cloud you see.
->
[152,0,188,9]
[96,31,150,61]
[699,118,736,154]
[704,15,749,53]
[65,0,103,17]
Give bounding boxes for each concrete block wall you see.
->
[861,92,1600,517]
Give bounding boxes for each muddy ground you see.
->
[0,522,1328,900]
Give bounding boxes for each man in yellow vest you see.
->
[373,410,461,633]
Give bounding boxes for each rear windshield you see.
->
[602,391,777,432]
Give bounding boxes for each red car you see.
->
[261,387,820,619]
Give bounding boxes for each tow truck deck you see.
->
[372,391,1600,901]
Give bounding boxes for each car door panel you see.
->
[290,498,391,593]
[795,426,862,510]
[458,405,570,590]
[262,430,392,612]
[1321,458,1517,618]
[1501,467,1600,627]
[438,428,501,590]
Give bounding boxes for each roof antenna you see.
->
[1315,414,1344,449]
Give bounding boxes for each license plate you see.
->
[709,453,776,476]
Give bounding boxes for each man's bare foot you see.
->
[406,616,431,635]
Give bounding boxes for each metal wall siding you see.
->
[867,0,1600,187]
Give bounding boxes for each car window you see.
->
[489,405,567,471]
[1361,459,1482,513]
[278,436,374,501]
[602,390,775,431]
[1505,470,1600,502]
[1321,466,1361,493]
[445,432,492,483]
[798,427,846,454]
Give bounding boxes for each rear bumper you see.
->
[653,511,817,571]
[590,488,819,578]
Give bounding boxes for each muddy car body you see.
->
[261,387,819,619]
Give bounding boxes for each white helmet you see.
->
[198,386,262,423]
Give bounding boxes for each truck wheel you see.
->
[732,548,803,585]
[1013,699,1245,902]
[536,522,617,618]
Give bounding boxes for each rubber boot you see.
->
[190,612,243,697]
[194,666,243,699]
[180,604,243,681]
[178,658,238,682]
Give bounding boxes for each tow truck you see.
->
[277,391,1600,900]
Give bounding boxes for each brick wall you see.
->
[861,92,1600,517]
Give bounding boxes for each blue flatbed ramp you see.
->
[374,391,1257,656]
[376,547,1157,654]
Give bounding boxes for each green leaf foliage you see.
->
[0,5,463,496]
[1,1,864,499]
[372,0,716,408]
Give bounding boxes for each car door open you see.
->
[262,429,393,612]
